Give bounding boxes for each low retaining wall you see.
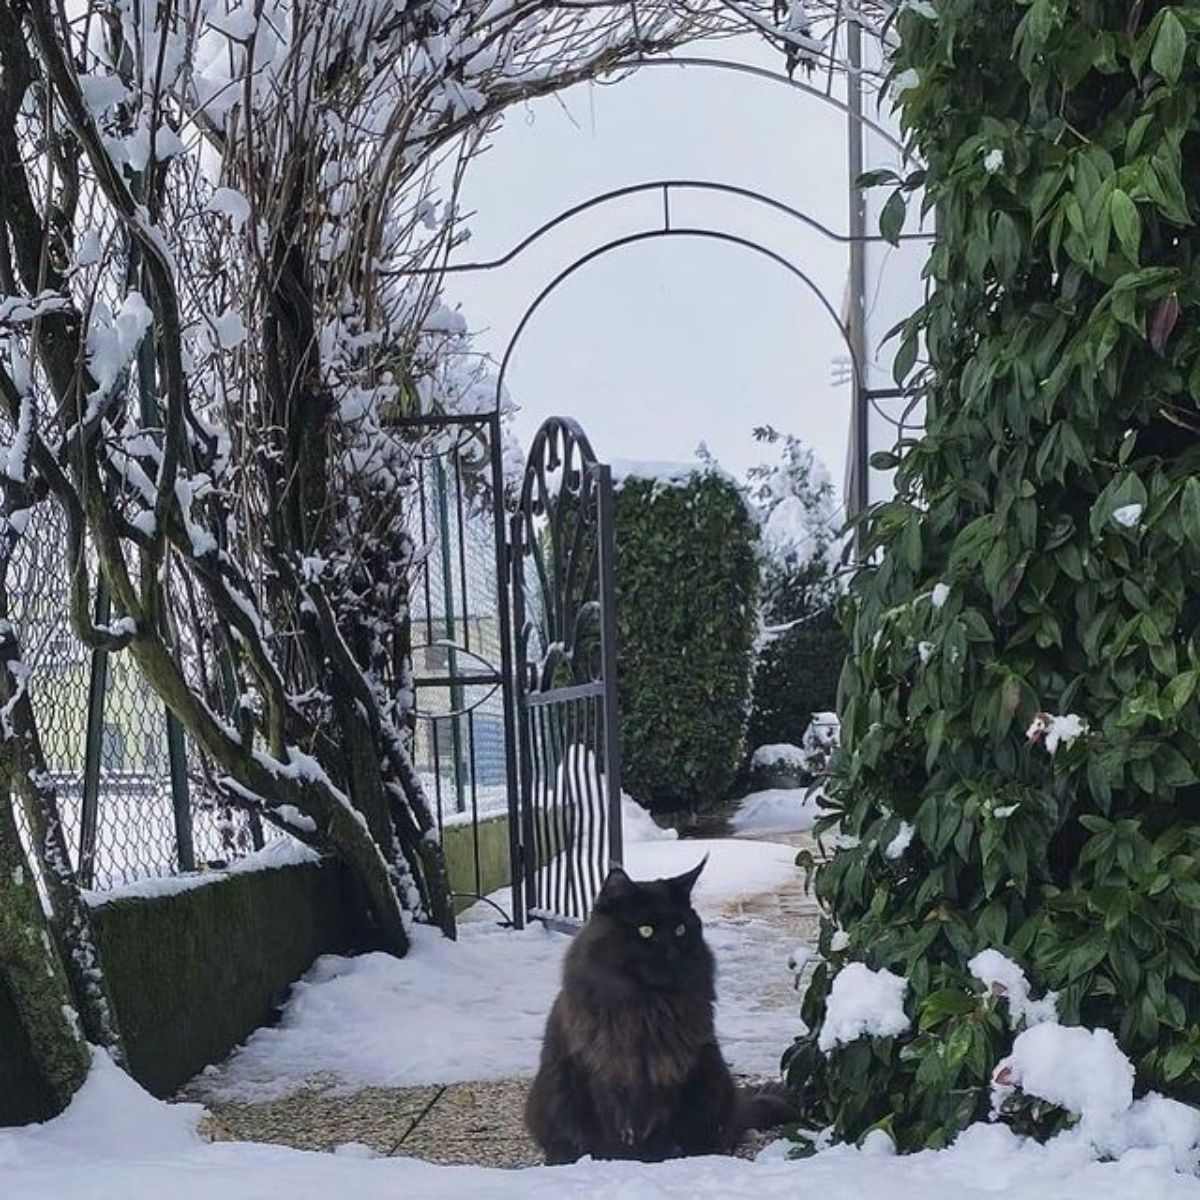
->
[91,856,362,1098]
[442,810,515,913]
[1,810,522,1124]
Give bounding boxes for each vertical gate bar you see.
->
[541,703,558,919]
[554,701,571,917]
[430,718,445,827]
[79,582,111,889]
[551,702,566,919]
[508,510,533,927]
[564,699,579,919]
[569,697,588,911]
[585,695,604,903]
[577,697,597,912]
[454,448,473,655]
[452,451,474,816]
[595,462,624,871]
[576,695,598,912]
[536,703,551,916]
[418,459,436,640]
[466,705,482,901]
[493,420,524,928]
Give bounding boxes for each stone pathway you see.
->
[196,1077,542,1166]
[187,828,828,1169]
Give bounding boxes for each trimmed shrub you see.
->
[745,427,845,764]
[613,469,759,812]
[748,609,846,752]
[787,2,1200,1153]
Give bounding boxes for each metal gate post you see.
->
[489,413,525,929]
[594,463,623,871]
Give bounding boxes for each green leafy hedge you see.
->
[788,0,1200,1151]
[614,470,759,812]
[748,608,845,753]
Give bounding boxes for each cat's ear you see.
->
[669,855,708,898]
[598,865,636,904]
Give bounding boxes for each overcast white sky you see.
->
[445,38,856,501]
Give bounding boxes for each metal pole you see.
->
[846,4,871,558]
[433,457,467,813]
[510,511,539,920]
[594,464,624,871]
[489,415,525,929]
[78,586,110,889]
[132,292,196,873]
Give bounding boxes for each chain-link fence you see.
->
[11,504,267,891]
[9,414,517,897]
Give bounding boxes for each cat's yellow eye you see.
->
[637,924,654,939]
[675,923,686,937]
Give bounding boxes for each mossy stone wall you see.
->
[1,811,522,1123]
[90,858,362,1098]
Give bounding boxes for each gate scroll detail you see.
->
[510,417,623,931]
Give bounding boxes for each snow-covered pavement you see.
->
[190,834,807,1102]
[6,1053,1200,1200]
[6,816,1200,1198]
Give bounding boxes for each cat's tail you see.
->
[735,1081,798,1133]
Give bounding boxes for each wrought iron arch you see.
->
[473,176,930,541]
[605,55,909,157]
[495,224,866,409]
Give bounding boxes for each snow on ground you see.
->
[194,834,805,1101]
[729,787,822,836]
[193,924,562,1099]
[621,835,800,904]
[6,1053,1200,1200]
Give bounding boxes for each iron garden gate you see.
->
[508,418,624,932]
[402,410,622,930]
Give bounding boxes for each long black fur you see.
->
[524,860,796,1164]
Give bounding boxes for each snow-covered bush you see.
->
[611,466,759,812]
[745,428,846,756]
[749,712,839,788]
[749,742,808,787]
[785,1,1200,1153]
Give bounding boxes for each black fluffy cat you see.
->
[525,859,795,1164]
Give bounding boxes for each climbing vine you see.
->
[789,0,1200,1150]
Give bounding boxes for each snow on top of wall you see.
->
[82,837,319,907]
[750,743,808,769]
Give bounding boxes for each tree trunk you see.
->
[0,615,125,1060]
[0,789,90,1115]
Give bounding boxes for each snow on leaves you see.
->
[1025,712,1089,756]
[818,962,910,1053]
[968,949,1057,1029]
